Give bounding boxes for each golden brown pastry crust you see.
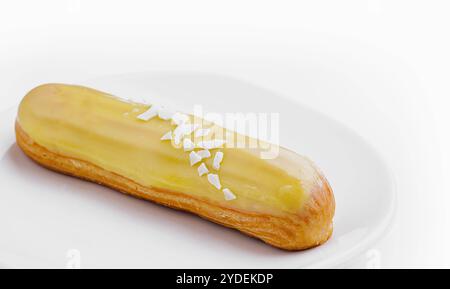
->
[15,121,334,251]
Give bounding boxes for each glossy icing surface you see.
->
[17,84,320,215]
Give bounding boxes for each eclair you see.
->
[15,83,335,251]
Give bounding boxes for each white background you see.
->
[1,0,449,268]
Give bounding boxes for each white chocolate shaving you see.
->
[183,139,195,151]
[161,131,173,141]
[158,107,175,120]
[197,150,211,159]
[171,113,190,125]
[173,124,195,146]
[186,124,200,135]
[197,139,226,150]
[197,163,209,176]
[195,128,211,138]
[174,123,199,138]
[223,188,236,201]
[173,131,184,145]
[207,174,222,190]
[213,152,224,170]
[189,151,202,166]
[137,105,159,121]
[173,134,182,146]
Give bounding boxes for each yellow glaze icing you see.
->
[17,84,319,215]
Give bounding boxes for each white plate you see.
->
[0,72,396,268]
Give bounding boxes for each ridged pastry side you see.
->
[15,121,334,251]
